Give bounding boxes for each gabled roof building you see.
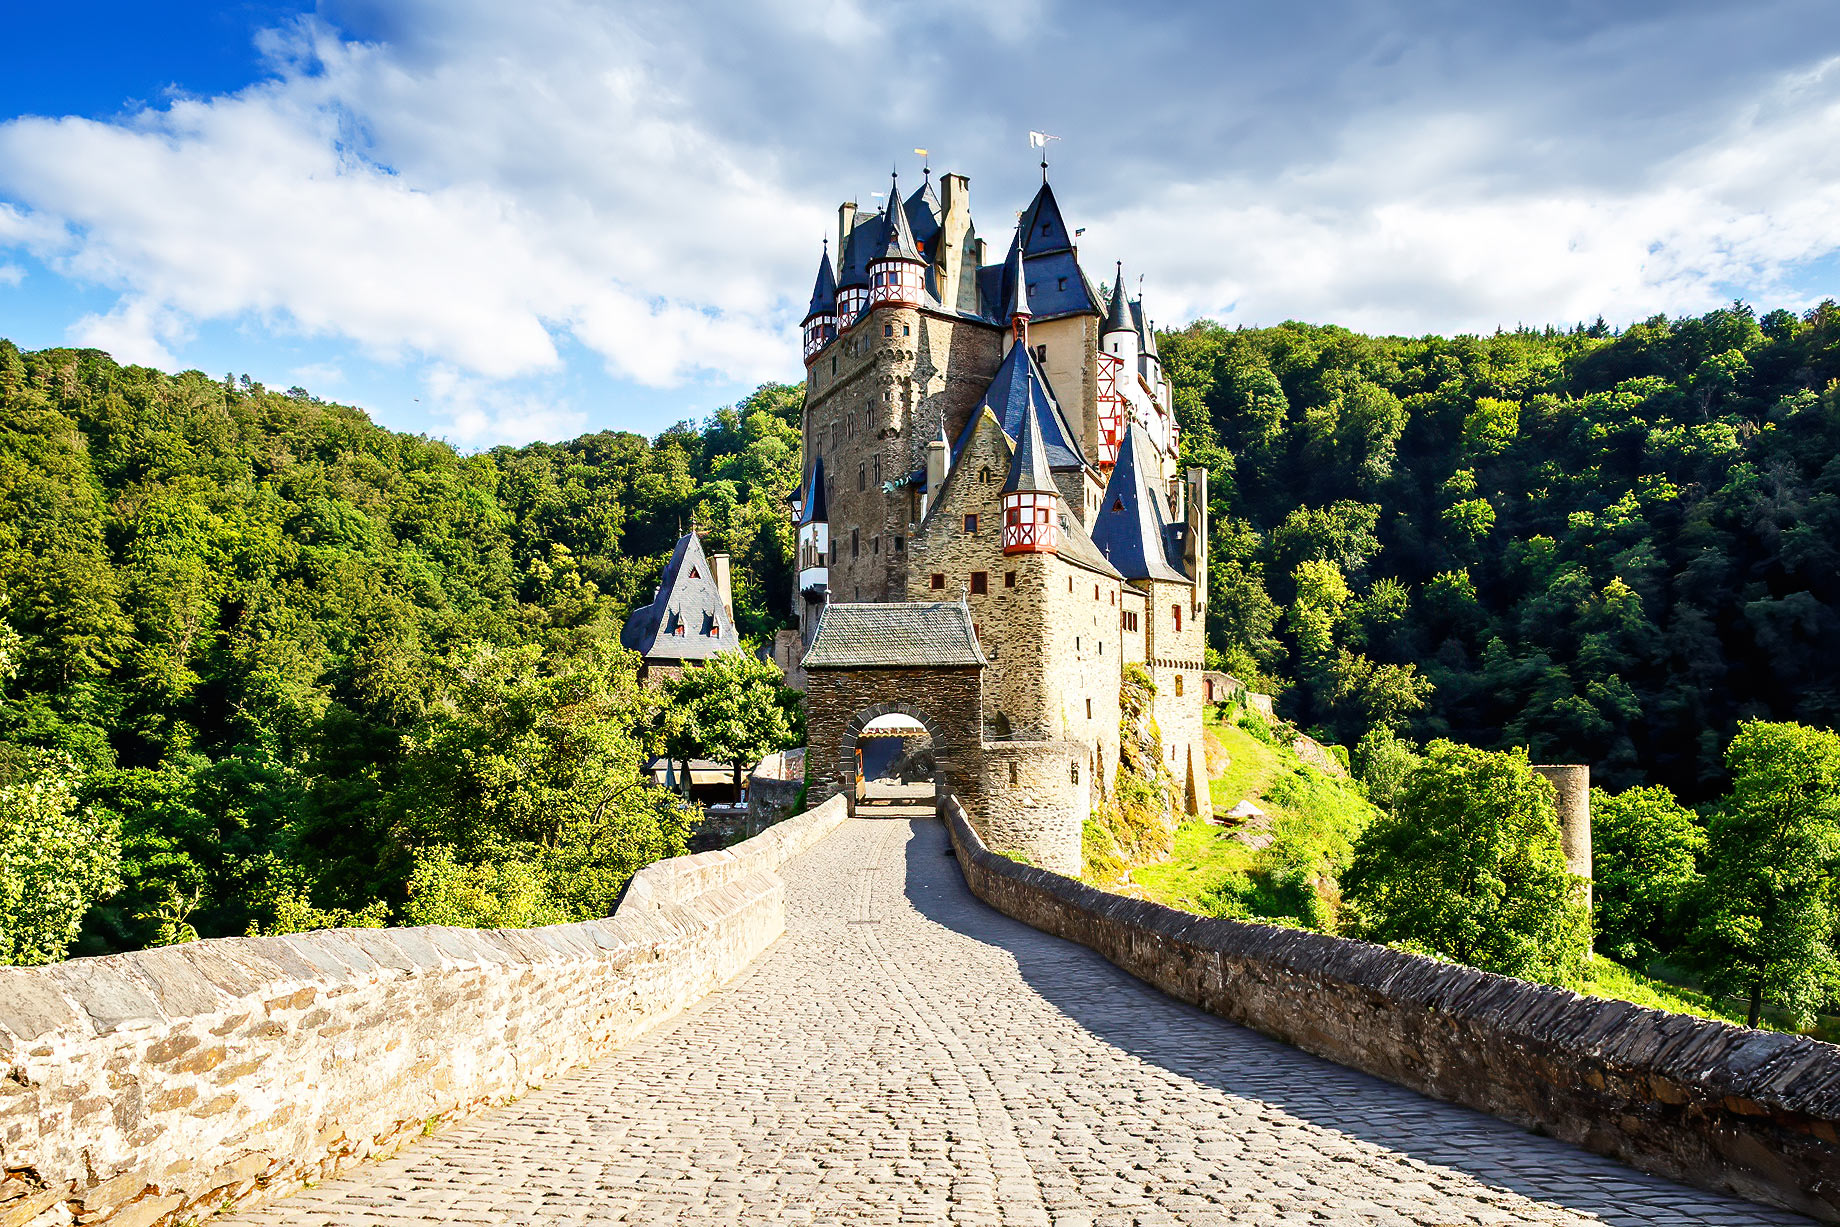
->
[785,157,1215,868]
[621,531,740,681]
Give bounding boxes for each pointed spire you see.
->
[877,171,923,263]
[798,455,829,525]
[1007,240,1031,340]
[804,240,837,322]
[1004,392,1057,495]
[1103,260,1133,336]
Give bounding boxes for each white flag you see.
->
[1029,130,1058,148]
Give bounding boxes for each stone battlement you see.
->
[0,796,850,1227]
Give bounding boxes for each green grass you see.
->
[1122,706,1377,931]
[1557,957,1751,1026]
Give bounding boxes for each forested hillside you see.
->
[0,340,801,957]
[1169,301,1840,800]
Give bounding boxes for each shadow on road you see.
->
[893,816,1812,1227]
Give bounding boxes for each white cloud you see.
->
[2,0,1840,441]
[1095,57,1840,335]
[289,361,345,388]
[0,263,21,288]
[423,366,586,447]
[0,4,824,392]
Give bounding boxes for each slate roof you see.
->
[982,183,1101,324]
[621,532,742,661]
[877,174,923,263]
[837,212,874,289]
[954,341,1087,472]
[804,245,837,322]
[906,176,942,255]
[797,455,828,525]
[1102,262,1134,336]
[802,602,988,669]
[1090,421,1190,583]
[1003,389,1057,494]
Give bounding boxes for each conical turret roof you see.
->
[1003,390,1058,495]
[804,243,837,322]
[1090,421,1189,582]
[1102,261,1133,336]
[798,455,829,525]
[876,173,923,264]
[1007,241,1031,320]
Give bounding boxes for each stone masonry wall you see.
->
[942,796,1840,1223]
[976,741,1087,875]
[803,666,984,815]
[0,796,850,1227]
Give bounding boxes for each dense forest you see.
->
[1168,301,1840,801]
[0,340,801,958]
[5,295,1840,975]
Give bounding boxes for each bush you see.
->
[1343,741,1590,980]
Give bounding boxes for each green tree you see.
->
[664,652,803,802]
[1343,741,1589,979]
[1693,721,1840,1028]
[1589,784,1705,966]
[0,750,121,964]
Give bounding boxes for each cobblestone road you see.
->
[230,818,1808,1225]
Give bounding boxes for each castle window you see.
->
[963,514,978,534]
[979,467,990,484]
[1068,577,1074,592]
[872,536,880,555]
[884,323,894,338]
[1173,604,1183,632]
[895,535,905,553]
[690,567,700,579]
[1005,571,1016,588]
[1071,760,1080,784]
[971,571,988,595]
[931,573,945,590]
[1094,584,1100,600]
[1010,762,1019,785]
[973,621,982,643]
[831,423,841,448]
[852,529,860,558]
[1031,344,1047,365]
[858,463,866,491]
[1058,277,1068,292]
[1175,675,1185,697]
[903,324,911,336]
[1086,699,1092,719]
[873,456,881,485]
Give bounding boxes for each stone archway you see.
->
[839,702,948,817]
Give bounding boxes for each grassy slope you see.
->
[1117,705,1793,1034]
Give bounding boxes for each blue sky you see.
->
[4,2,1840,447]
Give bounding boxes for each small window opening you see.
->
[1004,571,1016,588]
[970,571,988,595]
[930,573,945,590]
[963,513,978,534]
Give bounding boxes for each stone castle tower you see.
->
[789,163,1212,867]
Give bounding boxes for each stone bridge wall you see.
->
[0,795,850,1227]
[943,795,1840,1224]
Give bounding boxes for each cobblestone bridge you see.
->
[228,819,1809,1226]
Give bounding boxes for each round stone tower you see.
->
[1531,764,1592,906]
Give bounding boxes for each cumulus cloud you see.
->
[423,366,586,447]
[3,0,1840,439]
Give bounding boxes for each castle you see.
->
[783,162,1212,871]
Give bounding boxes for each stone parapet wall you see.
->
[942,795,1840,1223]
[0,795,850,1227]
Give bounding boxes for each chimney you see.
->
[837,201,858,259]
[711,553,734,627]
[925,434,950,518]
[939,173,972,311]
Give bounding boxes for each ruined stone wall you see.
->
[943,797,1840,1224]
[0,797,851,1227]
[975,741,1087,875]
